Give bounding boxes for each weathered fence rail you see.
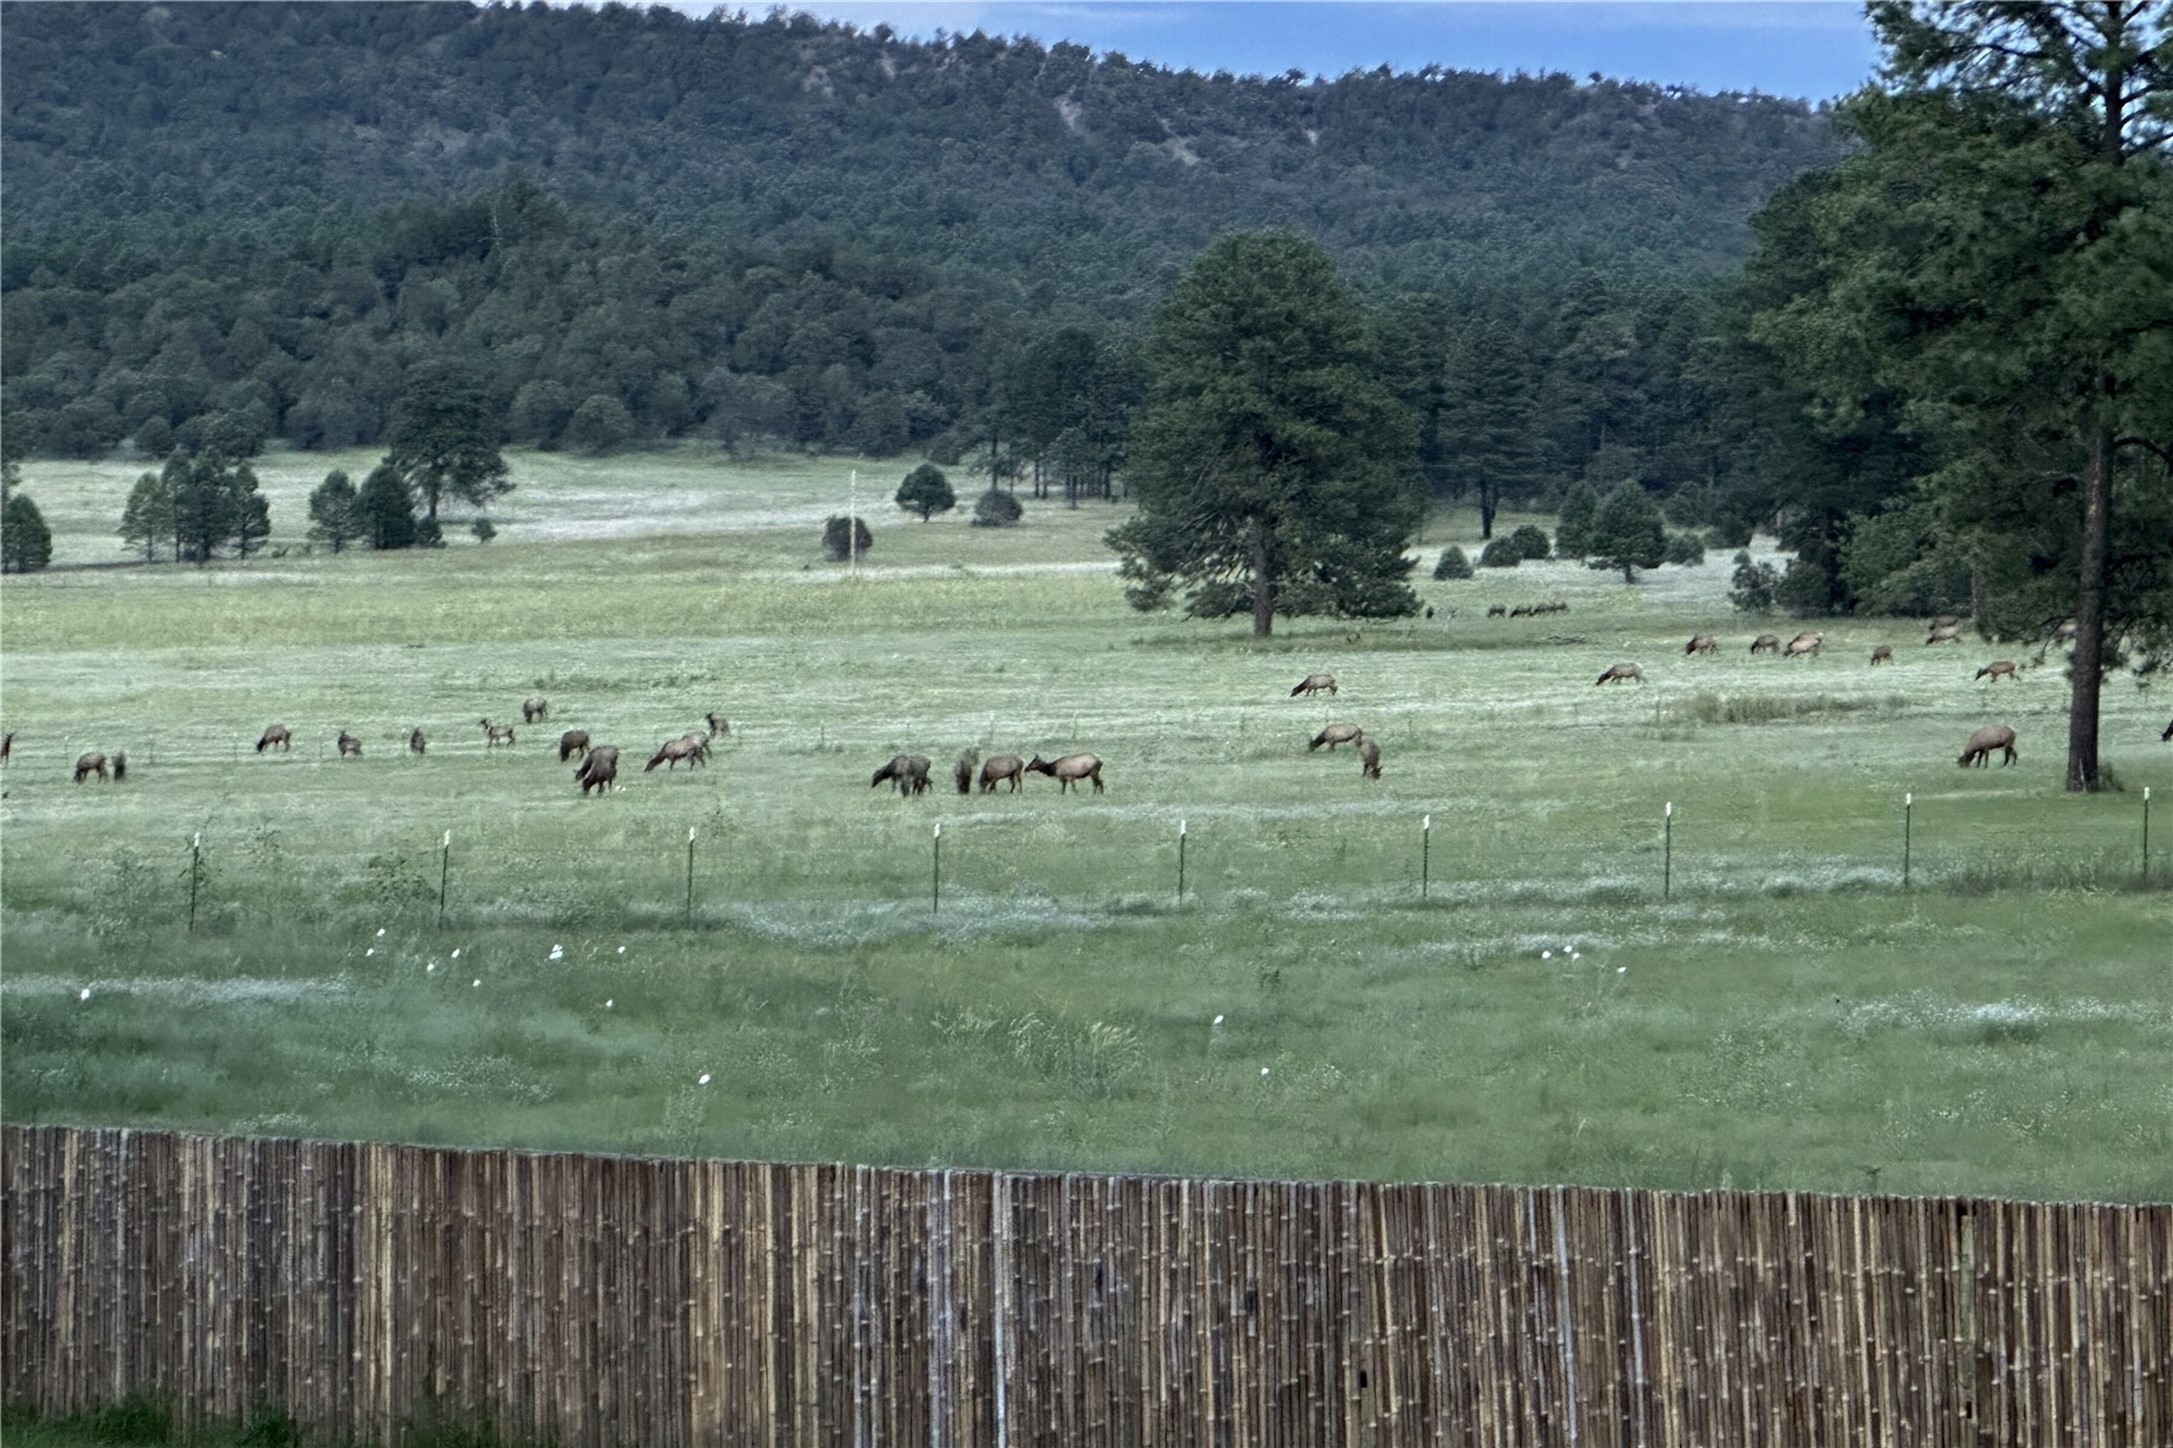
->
[3,1125,2167,1446]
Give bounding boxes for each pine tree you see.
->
[1587,484,1666,583]
[1,493,54,572]
[119,471,175,562]
[381,359,511,524]
[894,463,956,521]
[357,464,418,550]
[307,471,365,554]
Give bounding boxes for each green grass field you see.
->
[4,448,2170,1203]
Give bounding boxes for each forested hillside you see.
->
[0,2,1843,474]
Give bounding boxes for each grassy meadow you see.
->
[3,447,2170,1203]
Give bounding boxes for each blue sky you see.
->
[761,3,1885,101]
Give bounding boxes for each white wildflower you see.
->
[697,1072,712,1086]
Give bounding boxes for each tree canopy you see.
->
[1108,233,1420,636]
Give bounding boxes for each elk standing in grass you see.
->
[559,730,592,762]
[1358,737,1382,780]
[979,753,1026,793]
[871,753,931,795]
[1027,753,1104,793]
[1309,723,1365,751]
[954,751,977,795]
[1958,725,2018,768]
[408,728,427,756]
[704,713,730,738]
[337,731,363,758]
[1926,624,1961,645]
[521,696,549,724]
[1595,663,1645,685]
[0,731,12,766]
[1870,645,1894,666]
[1685,633,1719,656]
[1785,631,1823,659]
[1751,634,1781,655]
[255,724,292,753]
[647,734,708,772]
[1290,673,1338,698]
[1976,660,2019,683]
[480,720,516,748]
[575,746,619,796]
[73,752,109,783]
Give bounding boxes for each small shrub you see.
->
[1432,545,1473,580]
[971,488,1023,528]
[1664,531,1706,566]
[1729,550,1778,612]
[470,517,497,544]
[1507,524,1551,562]
[1478,537,1523,569]
[822,514,873,561]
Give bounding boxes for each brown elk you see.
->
[647,734,708,771]
[1784,631,1824,659]
[575,746,620,796]
[1685,634,1719,656]
[1026,753,1105,793]
[2053,618,2078,643]
[954,751,978,795]
[255,724,293,753]
[1958,725,2017,768]
[559,729,592,762]
[480,719,516,748]
[521,696,549,724]
[1750,634,1781,655]
[704,712,730,738]
[1309,723,1365,751]
[2162,718,2172,742]
[1869,645,1894,666]
[0,731,12,765]
[1290,673,1338,699]
[408,728,427,756]
[979,753,1026,793]
[870,753,931,795]
[73,752,109,783]
[337,731,363,758]
[1595,663,1645,685]
[1358,737,1381,780]
[1486,605,1507,618]
[1975,660,2019,683]
[1926,625,1961,645]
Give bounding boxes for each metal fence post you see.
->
[685,825,697,924]
[1903,792,1913,889]
[438,831,451,928]
[187,833,202,933]
[932,822,942,914]
[1421,814,1432,900]
[1663,802,1673,900]
[1177,819,1187,903]
[2145,786,2152,881]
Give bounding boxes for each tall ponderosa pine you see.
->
[1762,1,2173,791]
[119,471,175,562]
[166,449,262,563]
[381,360,512,525]
[1108,233,1420,636]
[1440,322,1545,540]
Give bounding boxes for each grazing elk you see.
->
[704,713,730,738]
[647,734,708,771]
[1358,736,1382,780]
[1685,634,1719,656]
[575,746,620,796]
[979,753,1026,793]
[870,753,931,795]
[1750,634,1781,655]
[954,751,978,795]
[1870,645,1894,666]
[559,730,592,762]
[1958,725,2018,768]
[255,724,293,753]
[480,719,516,748]
[521,696,549,724]
[1595,663,1645,686]
[1309,723,1365,752]
[1026,753,1105,794]
[72,752,109,783]
[1784,631,1824,659]
[1926,625,1962,645]
[1486,605,1507,618]
[337,731,363,758]
[1975,660,2019,683]
[1291,673,1339,699]
[408,728,428,756]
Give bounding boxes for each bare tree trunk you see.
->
[1250,520,1274,637]
[2066,423,2112,792]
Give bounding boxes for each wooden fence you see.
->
[3,1125,2167,1447]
